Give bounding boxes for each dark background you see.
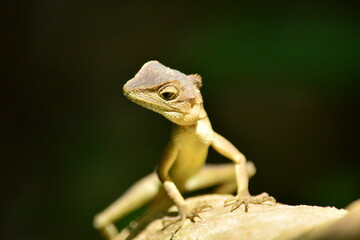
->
[2,1,360,240]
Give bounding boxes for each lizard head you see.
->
[123,61,204,125]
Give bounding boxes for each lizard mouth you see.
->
[124,90,181,113]
[122,87,131,97]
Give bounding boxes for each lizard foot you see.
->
[162,201,213,229]
[224,192,275,212]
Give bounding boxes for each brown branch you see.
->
[116,195,360,240]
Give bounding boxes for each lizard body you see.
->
[170,117,214,183]
[94,61,274,239]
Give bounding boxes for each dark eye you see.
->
[161,91,175,100]
[159,85,178,100]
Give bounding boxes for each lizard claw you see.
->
[224,192,276,212]
[186,200,213,222]
[162,201,213,229]
[192,200,213,214]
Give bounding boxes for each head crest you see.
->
[188,74,202,89]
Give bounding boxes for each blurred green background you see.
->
[2,1,360,240]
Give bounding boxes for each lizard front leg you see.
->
[157,143,209,225]
[211,132,275,212]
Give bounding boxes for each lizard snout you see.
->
[123,81,132,97]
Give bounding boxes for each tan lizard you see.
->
[93,61,275,239]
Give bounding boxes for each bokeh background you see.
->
[3,1,360,240]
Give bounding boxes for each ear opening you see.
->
[188,74,202,89]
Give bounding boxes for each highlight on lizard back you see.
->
[93,61,275,240]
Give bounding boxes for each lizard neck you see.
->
[178,104,208,127]
[164,101,206,126]
[171,108,213,146]
[198,106,208,120]
[173,106,210,130]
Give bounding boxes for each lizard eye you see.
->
[159,85,178,100]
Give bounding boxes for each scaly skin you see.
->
[94,61,275,239]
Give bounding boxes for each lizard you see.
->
[93,61,275,239]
